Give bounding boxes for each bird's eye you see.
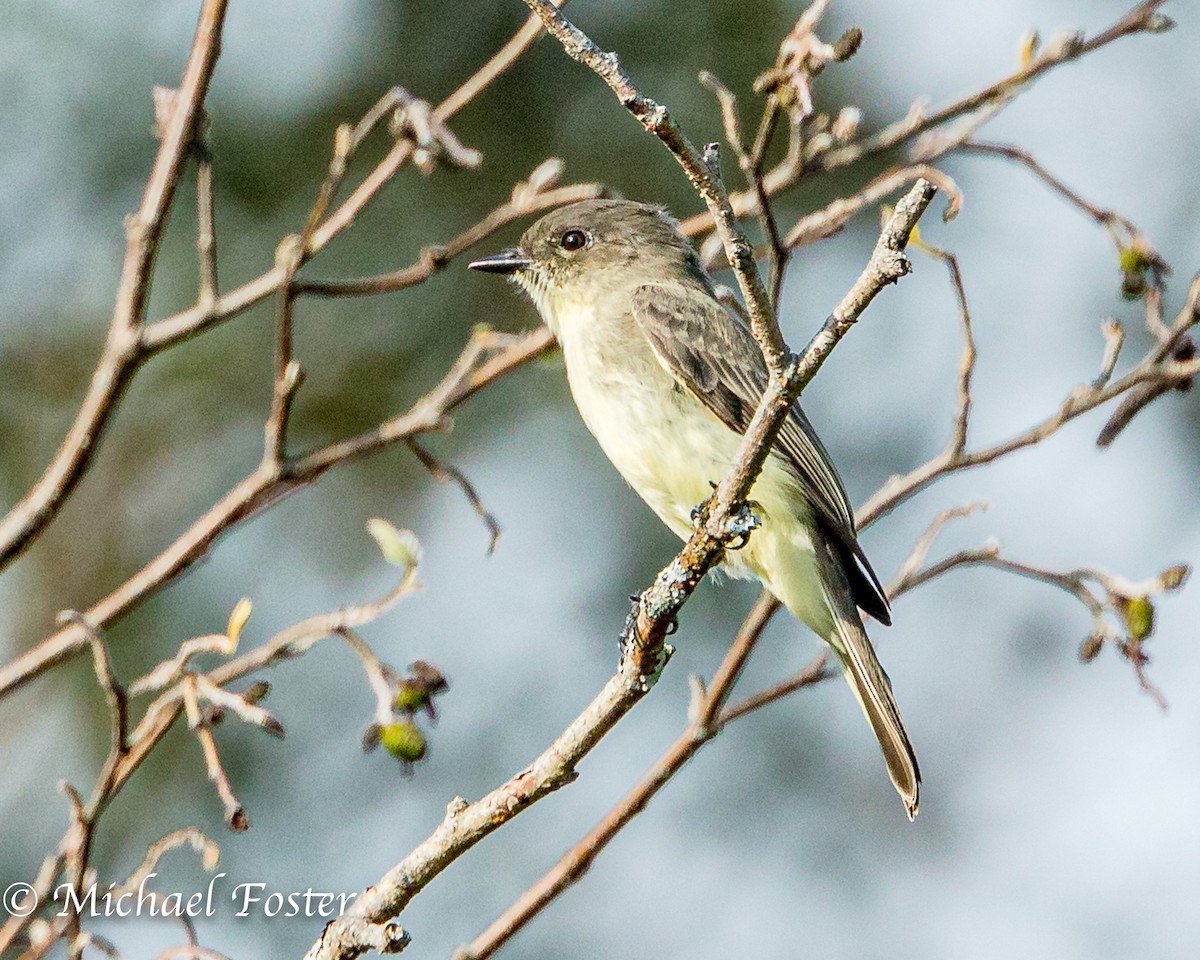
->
[560,229,588,252]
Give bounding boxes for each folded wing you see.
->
[630,282,891,625]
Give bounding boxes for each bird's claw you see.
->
[723,501,761,550]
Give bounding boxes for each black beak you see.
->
[468,248,531,274]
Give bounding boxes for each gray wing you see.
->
[630,282,891,625]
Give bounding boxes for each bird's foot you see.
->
[689,480,722,524]
[722,500,761,549]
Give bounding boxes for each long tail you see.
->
[828,598,921,820]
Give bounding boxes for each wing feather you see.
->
[630,282,891,624]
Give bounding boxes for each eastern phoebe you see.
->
[470,199,920,819]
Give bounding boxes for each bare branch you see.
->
[303,652,669,960]
[183,677,247,831]
[857,267,1200,531]
[813,1,1170,173]
[0,0,230,570]
[783,164,961,250]
[192,129,218,306]
[454,593,781,960]
[338,628,404,729]
[906,230,976,455]
[698,71,789,307]
[0,1,574,575]
[888,502,989,596]
[1097,275,1200,446]
[1094,319,1126,389]
[112,828,221,896]
[717,650,829,726]
[677,2,1169,241]
[0,321,551,699]
[407,439,501,554]
[297,175,608,297]
[959,140,1143,249]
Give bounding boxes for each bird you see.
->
[470,198,920,819]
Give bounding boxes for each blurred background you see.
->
[2,1,1198,958]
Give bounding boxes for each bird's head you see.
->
[469,199,703,328]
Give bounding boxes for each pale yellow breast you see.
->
[543,289,831,634]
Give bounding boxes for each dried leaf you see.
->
[227,598,253,643]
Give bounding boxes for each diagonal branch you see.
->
[453,591,781,960]
[520,0,779,368]
[0,326,554,699]
[0,1,572,575]
[0,0,230,571]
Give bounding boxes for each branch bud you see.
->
[831,107,862,144]
[1143,13,1176,33]
[1018,30,1041,69]
[832,27,863,62]
[380,720,428,765]
[1157,564,1191,592]
[1079,632,1104,663]
[367,519,422,575]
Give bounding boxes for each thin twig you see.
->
[958,140,1141,249]
[0,0,230,570]
[907,232,975,456]
[297,178,608,297]
[857,347,1200,530]
[454,591,780,960]
[782,164,961,250]
[815,2,1170,172]
[888,502,989,596]
[698,71,789,309]
[183,677,248,831]
[718,651,830,726]
[406,439,501,554]
[677,2,1169,240]
[0,0,569,573]
[0,326,552,698]
[1097,276,1200,446]
[193,136,218,306]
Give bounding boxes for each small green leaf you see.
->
[1121,596,1155,641]
[1118,245,1148,274]
[367,519,422,572]
[393,681,428,714]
